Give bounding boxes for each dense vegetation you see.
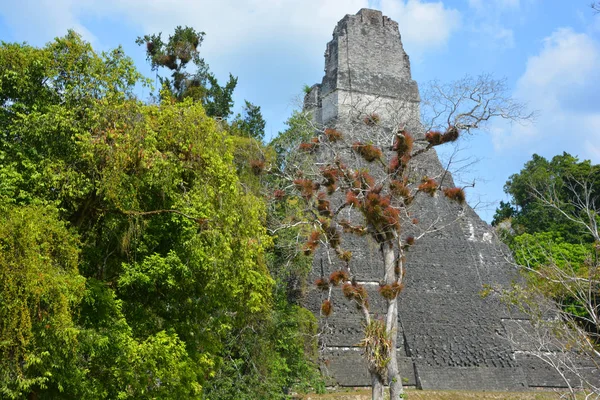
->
[493,153,599,365]
[493,153,599,242]
[2,23,597,400]
[493,153,599,278]
[0,30,321,399]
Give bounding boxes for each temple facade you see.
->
[303,9,582,390]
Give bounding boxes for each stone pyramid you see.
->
[303,9,575,391]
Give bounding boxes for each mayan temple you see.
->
[302,9,581,390]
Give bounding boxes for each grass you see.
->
[297,388,573,400]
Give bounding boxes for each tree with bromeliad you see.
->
[272,118,465,399]
[268,75,533,400]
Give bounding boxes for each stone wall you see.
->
[306,8,420,129]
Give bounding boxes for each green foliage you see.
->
[497,153,600,345]
[490,200,514,227]
[0,205,85,398]
[0,32,301,398]
[496,152,600,302]
[511,232,589,272]
[203,301,323,399]
[266,194,315,302]
[136,26,237,118]
[0,29,324,400]
[71,279,201,399]
[88,99,275,395]
[1,31,144,116]
[137,25,205,73]
[510,232,596,320]
[270,302,324,395]
[226,109,327,396]
[201,73,238,119]
[0,31,149,211]
[264,110,320,301]
[231,100,267,141]
[269,110,316,171]
[497,152,600,243]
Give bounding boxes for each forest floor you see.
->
[297,388,577,399]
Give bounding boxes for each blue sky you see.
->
[1,0,599,222]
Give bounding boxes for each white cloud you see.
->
[492,28,600,163]
[466,0,522,49]
[0,0,462,59]
[1,0,372,58]
[518,28,598,95]
[0,0,97,45]
[380,0,461,51]
[104,0,372,54]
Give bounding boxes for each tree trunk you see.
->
[371,371,384,400]
[383,242,404,399]
[387,299,404,399]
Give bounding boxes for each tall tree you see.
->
[494,152,600,243]
[232,100,267,141]
[0,32,275,398]
[497,172,600,398]
[136,26,238,118]
[136,28,323,397]
[493,153,600,397]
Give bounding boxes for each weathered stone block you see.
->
[322,348,416,387]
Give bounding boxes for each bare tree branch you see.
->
[421,74,536,134]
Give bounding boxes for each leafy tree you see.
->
[494,153,600,397]
[0,32,277,398]
[135,29,324,397]
[269,109,316,171]
[266,110,318,302]
[136,26,238,118]
[211,105,327,397]
[0,205,85,398]
[0,31,146,211]
[218,108,325,397]
[498,182,600,398]
[491,200,515,227]
[202,73,238,119]
[496,153,600,243]
[203,301,322,399]
[231,100,267,141]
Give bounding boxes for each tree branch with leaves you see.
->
[136,26,238,119]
